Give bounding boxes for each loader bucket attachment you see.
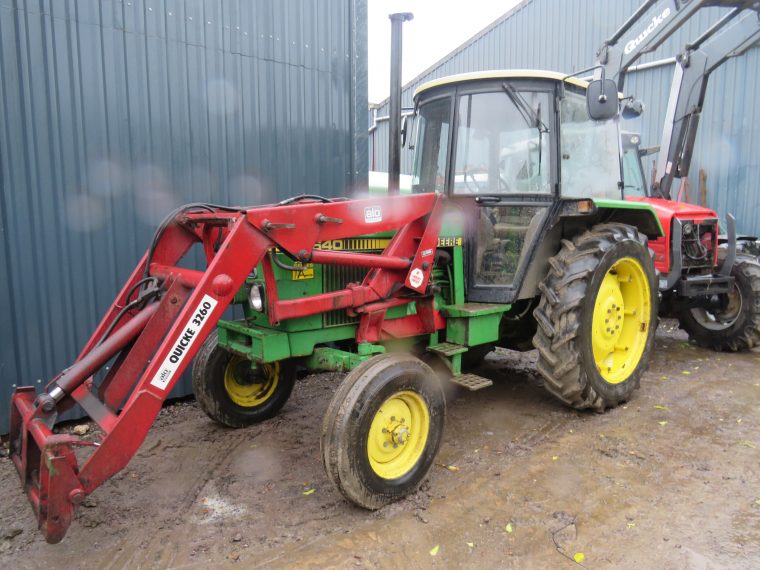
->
[9,388,85,543]
[8,193,444,542]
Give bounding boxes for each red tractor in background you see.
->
[623,133,760,350]
[601,0,760,350]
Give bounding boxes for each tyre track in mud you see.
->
[92,422,262,570]
[86,382,347,570]
[253,416,573,568]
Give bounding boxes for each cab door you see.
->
[449,83,557,304]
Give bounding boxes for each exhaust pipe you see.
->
[388,12,413,194]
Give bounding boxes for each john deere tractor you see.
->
[10,65,666,542]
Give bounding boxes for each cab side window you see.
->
[411,97,451,194]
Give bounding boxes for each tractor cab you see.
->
[410,71,634,304]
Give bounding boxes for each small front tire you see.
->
[192,331,295,428]
[321,353,445,510]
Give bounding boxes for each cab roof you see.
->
[413,69,589,99]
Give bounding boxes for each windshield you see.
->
[453,90,551,194]
[411,97,451,193]
[560,90,622,199]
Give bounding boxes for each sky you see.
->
[368,0,521,104]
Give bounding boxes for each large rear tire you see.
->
[532,223,658,411]
[321,353,445,509]
[676,255,760,351]
[192,331,295,428]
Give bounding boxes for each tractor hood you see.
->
[626,197,717,220]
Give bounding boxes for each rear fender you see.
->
[594,199,665,274]
[591,199,664,240]
[515,199,662,300]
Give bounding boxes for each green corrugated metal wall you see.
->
[0,0,368,428]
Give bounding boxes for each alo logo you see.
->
[624,7,671,55]
[364,205,382,224]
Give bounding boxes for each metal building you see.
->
[0,0,367,428]
[370,0,760,237]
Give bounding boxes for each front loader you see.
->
[9,193,451,542]
[10,11,670,544]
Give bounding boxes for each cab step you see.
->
[427,342,468,357]
[449,373,493,391]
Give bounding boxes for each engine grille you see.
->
[681,219,717,273]
[322,264,367,327]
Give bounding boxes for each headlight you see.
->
[248,284,264,311]
[683,222,693,235]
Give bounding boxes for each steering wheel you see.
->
[463,168,512,193]
[464,168,487,193]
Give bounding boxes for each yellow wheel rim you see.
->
[367,391,430,480]
[223,356,279,407]
[591,257,651,385]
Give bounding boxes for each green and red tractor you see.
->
[10,66,664,542]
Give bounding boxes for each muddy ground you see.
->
[1,323,759,569]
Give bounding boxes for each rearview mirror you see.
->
[586,79,619,121]
[400,114,408,147]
